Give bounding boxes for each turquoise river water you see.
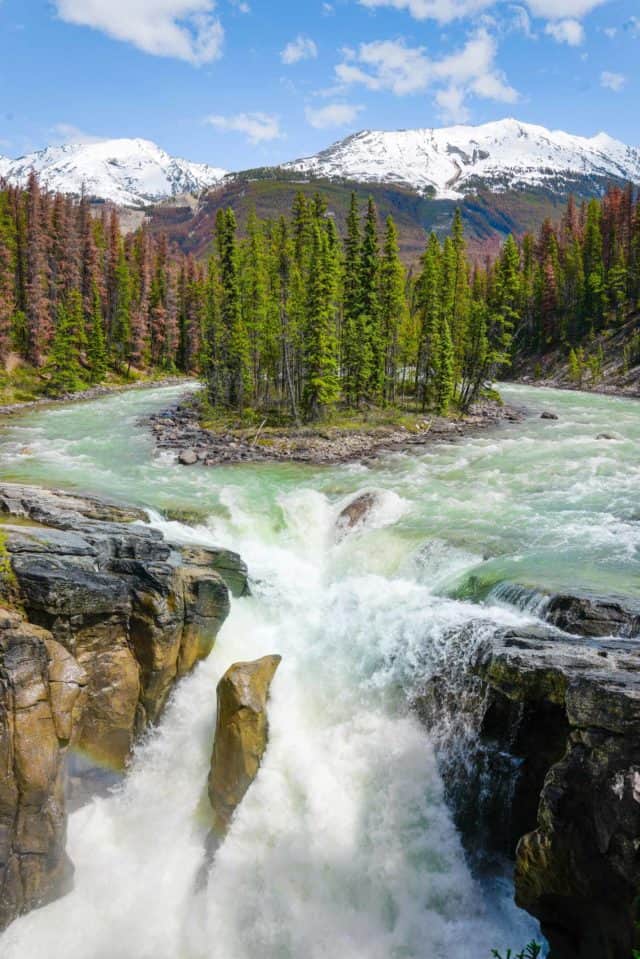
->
[0,382,638,959]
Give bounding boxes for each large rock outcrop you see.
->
[419,619,640,959]
[207,655,281,843]
[0,484,233,769]
[476,628,640,959]
[0,608,86,930]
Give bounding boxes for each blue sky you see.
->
[0,0,638,170]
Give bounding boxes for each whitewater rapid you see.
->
[1,382,638,958]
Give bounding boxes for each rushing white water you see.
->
[1,382,639,958]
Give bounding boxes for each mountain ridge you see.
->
[282,118,640,199]
[0,137,227,207]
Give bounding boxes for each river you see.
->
[0,382,638,959]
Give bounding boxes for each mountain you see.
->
[0,138,227,207]
[281,119,640,199]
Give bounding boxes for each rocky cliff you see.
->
[0,483,245,929]
[417,613,640,959]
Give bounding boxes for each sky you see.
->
[0,0,638,171]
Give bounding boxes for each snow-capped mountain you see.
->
[0,138,227,207]
[282,119,640,199]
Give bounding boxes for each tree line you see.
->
[0,173,202,394]
[1,173,637,411]
[508,185,640,356]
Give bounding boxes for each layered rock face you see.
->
[0,608,85,929]
[0,482,241,929]
[421,617,640,959]
[207,655,281,844]
[477,629,640,959]
[0,483,236,770]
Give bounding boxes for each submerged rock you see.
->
[207,655,281,842]
[0,608,86,931]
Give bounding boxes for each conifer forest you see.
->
[1,173,639,418]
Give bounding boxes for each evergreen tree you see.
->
[379,216,406,404]
[87,285,108,383]
[45,292,85,395]
[302,222,340,421]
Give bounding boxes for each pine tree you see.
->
[45,292,85,395]
[341,192,363,405]
[379,216,406,404]
[434,315,455,415]
[302,222,340,421]
[87,285,108,383]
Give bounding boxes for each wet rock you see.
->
[207,655,281,842]
[335,491,380,537]
[179,545,250,598]
[178,449,198,466]
[0,609,86,931]
[596,432,620,441]
[0,484,233,770]
[471,626,640,959]
[541,411,559,420]
[546,593,640,639]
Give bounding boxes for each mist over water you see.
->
[0,382,638,958]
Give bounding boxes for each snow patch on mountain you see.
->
[281,119,640,199]
[0,139,227,207]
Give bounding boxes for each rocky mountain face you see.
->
[283,119,640,200]
[0,139,227,208]
[0,482,248,929]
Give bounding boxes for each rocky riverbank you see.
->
[144,396,523,467]
[0,482,247,930]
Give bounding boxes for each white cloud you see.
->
[358,0,611,22]
[49,123,106,145]
[281,35,318,65]
[600,70,625,91]
[336,30,517,121]
[205,112,281,143]
[526,0,609,17]
[358,0,493,23]
[545,18,584,44]
[305,102,364,128]
[54,0,224,64]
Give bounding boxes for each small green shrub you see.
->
[492,941,543,959]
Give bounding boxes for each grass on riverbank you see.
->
[0,361,190,409]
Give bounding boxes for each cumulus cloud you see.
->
[305,102,364,128]
[600,70,625,91]
[53,0,224,64]
[336,30,517,121]
[545,18,584,44]
[357,0,611,22]
[205,112,281,143]
[281,35,318,64]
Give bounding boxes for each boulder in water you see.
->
[207,655,281,840]
[178,449,198,466]
[540,411,559,420]
[336,491,380,537]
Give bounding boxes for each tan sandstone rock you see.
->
[208,654,281,839]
